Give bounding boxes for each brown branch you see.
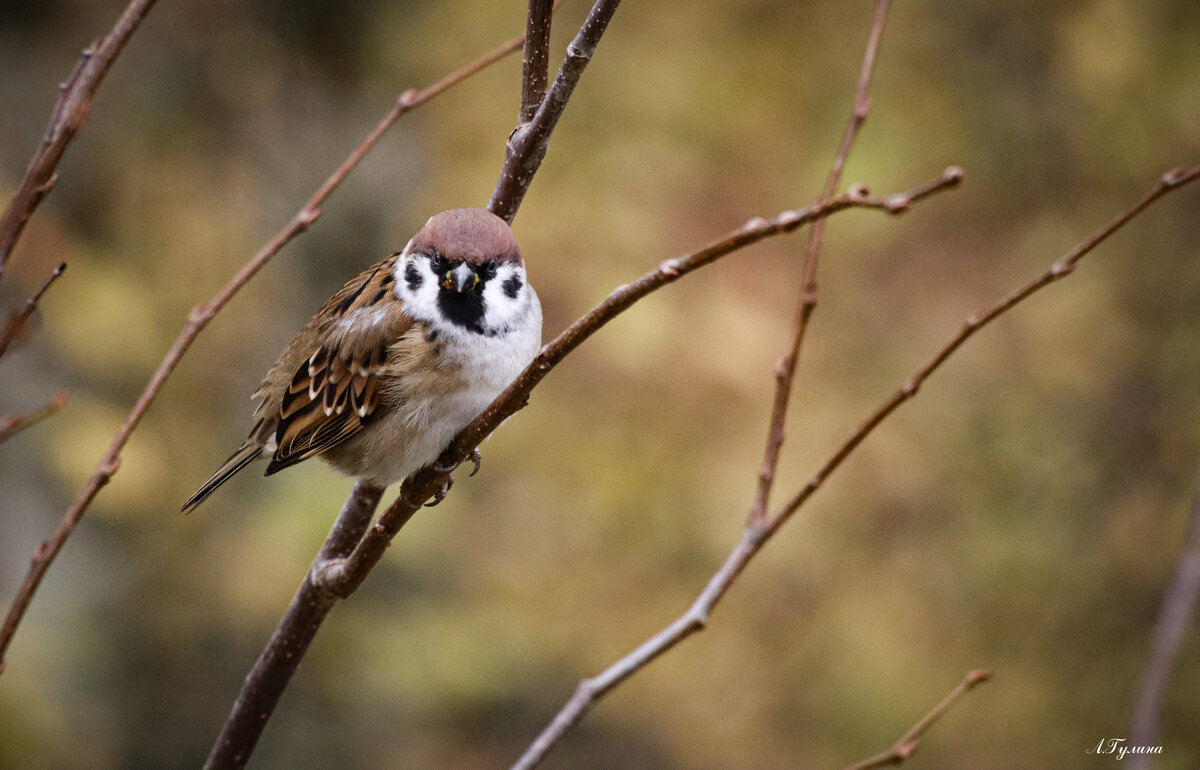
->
[203,482,383,770]
[0,0,157,283]
[748,0,893,526]
[520,0,555,125]
[841,669,993,770]
[0,390,68,446]
[0,20,533,673]
[489,0,624,223]
[1127,468,1200,770]
[507,164,1198,769]
[0,262,66,360]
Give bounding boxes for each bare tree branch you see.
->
[841,669,992,770]
[0,390,68,447]
[520,0,555,125]
[489,0,623,222]
[203,482,383,770]
[1127,468,1200,770]
[748,0,892,527]
[508,163,1199,769]
[767,163,1200,535]
[0,0,157,283]
[0,19,533,673]
[0,262,66,360]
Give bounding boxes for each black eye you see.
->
[478,262,498,281]
[428,251,446,272]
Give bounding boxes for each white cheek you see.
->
[481,267,528,328]
[394,254,441,322]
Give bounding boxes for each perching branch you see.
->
[0,261,66,360]
[489,0,623,222]
[0,0,157,283]
[508,163,1200,769]
[748,0,892,527]
[0,390,68,447]
[841,669,993,770]
[0,17,534,672]
[1127,468,1200,770]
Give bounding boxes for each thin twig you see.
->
[767,163,1200,536]
[520,0,555,125]
[748,0,892,526]
[1127,469,1200,770]
[0,20,533,672]
[0,390,68,446]
[508,164,1199,769]
[0,262,66,359]
[0,0,157,283]
[489,0,624,223]
[841,669,993,770]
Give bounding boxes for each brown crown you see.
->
[410,208,522,266]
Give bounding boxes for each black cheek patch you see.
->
[502,274,523,299]
[404,261,423,291]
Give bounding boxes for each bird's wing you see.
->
[264,253,413,474]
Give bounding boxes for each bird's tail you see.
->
[181,441,264,513]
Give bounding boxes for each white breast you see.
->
[343,288,542,486]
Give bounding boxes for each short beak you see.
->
[445,262,477,293]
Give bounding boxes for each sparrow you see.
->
[182,207,542,512]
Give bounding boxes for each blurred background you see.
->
[2,0,1199,767]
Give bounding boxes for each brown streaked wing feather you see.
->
[262,253,411,475]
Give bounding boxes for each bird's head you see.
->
[395,208,535,338]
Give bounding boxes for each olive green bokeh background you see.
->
[2,1,1199,767]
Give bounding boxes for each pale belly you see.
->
[321,315,540,485]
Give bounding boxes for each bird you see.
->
[182,207,542,512]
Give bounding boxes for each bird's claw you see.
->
[424,475,454,507]
[424,450,482,506]
[432,448,483,477]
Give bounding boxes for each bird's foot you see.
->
[432,448,482,477]
[424,474,455,507]
[425,449,482,507]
